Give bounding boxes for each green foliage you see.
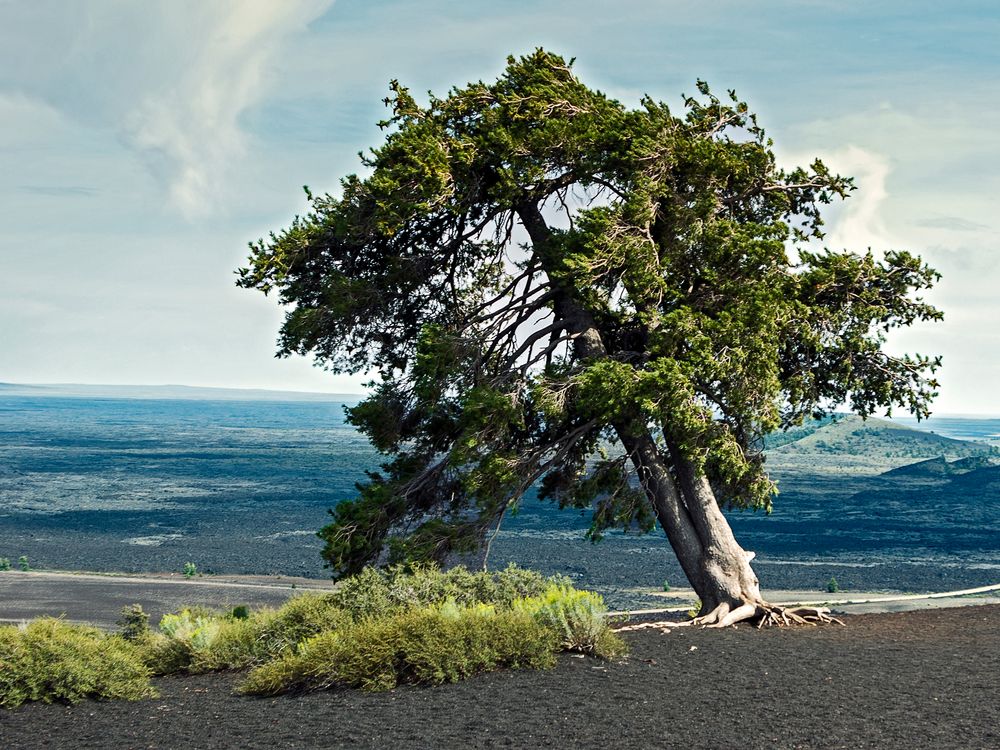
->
[0,564,622,703]
[514,584,625,658]
[826,577,840,594]
[142,607,221,673]
[196,595,349,672]
[240,601,559,695]
[238,570,624,696]
[140,634,196,676]
[327,563,557,621]
[182,561,197,578]
[0,557,10,571]
[230,604,251,620]
[141,565,554,676]
[662,580,671,592]
[138,596,349,675]
[0,619,154,708]
[240,49,941,579]
[116,604,150,642]
[17,555,29,572]
[159,608,222,649]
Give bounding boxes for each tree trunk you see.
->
[615,421,764,619]
[517,200,813,626]
[665,443,764,617]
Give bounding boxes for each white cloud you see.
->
[0,0,333,219]
[121,0,334,218]
[817,145,895,252]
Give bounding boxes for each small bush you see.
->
[826,577,840,594]
[194,595,349,672]
[515,585,625,659]
[0,619,154,708]
[328,563,557,621]
[144,565,623,694]
[140,606,226,674]
[140,633,195,675]
[159,608,222,650]
[240,600,558,695]
[17,555,30,572]
[0,557,10,571]
[182,562,197,578]
[141,595,349,675]
[230,605,250,620]
[117,604,150,642]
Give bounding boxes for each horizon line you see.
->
[2,381,999,418]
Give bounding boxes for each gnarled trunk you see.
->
[621,426,763,621]
[518,200,835,627]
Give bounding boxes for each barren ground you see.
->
[2,605,998,749]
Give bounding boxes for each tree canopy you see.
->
[239,50,940,623]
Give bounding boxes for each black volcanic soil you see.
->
[2,605,998,750]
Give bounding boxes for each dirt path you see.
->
[5,570,998,633]
[0,570,333,628]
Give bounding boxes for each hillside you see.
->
[774,415,994,459]
[767,415,997,477]
[763,414,839,449]
[882,455,1000,479]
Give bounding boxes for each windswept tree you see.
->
[239,51,941,627]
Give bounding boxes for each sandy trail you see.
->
[0,570,334,628]
[4,570,1000,631]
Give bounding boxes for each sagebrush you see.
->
[0,618,154,708]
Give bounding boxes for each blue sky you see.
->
[2,1,998,413]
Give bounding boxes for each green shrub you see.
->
[515,585,625,659]
[17,555,29,572]
[826,577,840,594]
[328,563,557,621]
[159,608,222,650]
[230,605,250,620]
[140,633,194,675]
[0,557,10,571]
[0,619,154,708]
[116,604,150,642]
[141,595,349,675]
[194,595,349,672]
[139,606,225,674]
[144,565,623,693]
[240,600,558,695]
[182,562,197,578]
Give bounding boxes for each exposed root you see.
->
[706,602,845,629]
[705,602,757,629]
[689,602,729,627]
[612,603,844,634]
[751,605,845,629]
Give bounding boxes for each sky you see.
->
[1,0,998,414]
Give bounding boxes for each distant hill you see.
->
[763,415,840,449]
[882,455,1000,479]
[766,414,998,477]
[0,383,363,403]
[848,460,1000,528]
[772,415,996,461]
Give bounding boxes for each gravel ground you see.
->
[2,605,998,749]
[5,513,999,614]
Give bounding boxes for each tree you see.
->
[239,51,941,627]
